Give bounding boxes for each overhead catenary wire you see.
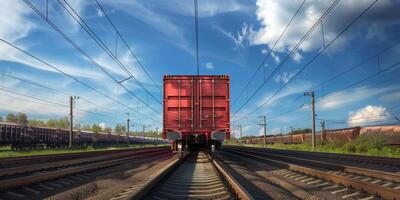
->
[58,0,162,105]
[232,0,306,107]
[235,0,378,121]
[244,38,400,121]
[246,60,400,124]
[0,87,126,123]
[93,0,162,93]
[194,0,200,75]
[23,0,161,115]
[0,38,155,123]
[232,0,341,118]
[6,74,116,114]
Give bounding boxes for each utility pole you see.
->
[320,120,325,142]
[259,116,267,148]
[69,96,79,148]
[69,96,73,148]
[239,124,243,145]
[126,112,130,145]
[304,91,316,151]
[142,124,146,146]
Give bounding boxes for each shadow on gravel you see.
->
[216,151,277,200]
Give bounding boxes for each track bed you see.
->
[145,152,233,199]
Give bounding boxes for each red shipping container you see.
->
[163,75,230,148]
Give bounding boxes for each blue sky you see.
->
[0,0,399,136]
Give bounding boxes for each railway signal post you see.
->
[304,91,316,151]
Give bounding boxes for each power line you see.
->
[251,38,400,120]
[0,87,127,123]
[6,74,116,114]
[236,0,377,121]
[232,0,341,118]
[194,0,200,75]
[93,0,162,92]
[252,62,400,124]
[0,38,155,122]
[23,0,160,115]
[232,0,306,107]
[59,0,162,105]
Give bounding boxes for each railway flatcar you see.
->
[163,75,230,151]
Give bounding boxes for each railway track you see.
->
[259,147,400,172]
[0,146,166,168]
[225,146,400,200]
[0,147,171,199]
[111,151,253,200]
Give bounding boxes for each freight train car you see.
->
[0,122,168,149]
[163,75,230,151]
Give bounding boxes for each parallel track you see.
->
[225,146,400,200]
[0,147,171,194]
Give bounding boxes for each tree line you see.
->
[0,112,161,138]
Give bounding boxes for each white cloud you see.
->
[59,0,86,32]
[271,52,280,63]
[145,0,252,18]
[96,8,104,17]
[348,105,390,126]
[0,1,35,41]
[100,1,191,54]
[241,0,400,60]
[258,80,311,108]
[99,122,106,130]
[318,85,400,111]
[206,62,214,70]
[215,23,255,49]
[274,71,294,84]
[380,91,400,102]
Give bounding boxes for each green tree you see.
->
[289,128,312,135]
[57,117,70,129]
[28,119,46,127]
[81,124,92,131]
[0,115,3,122]
[104,127,112,133]
[114,124,126,135]
[46,119,57,128]
[16,113,28,125]
[92,124,102,133]
[6,113,16,123]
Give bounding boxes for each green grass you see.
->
[0,144,168,158]
[226,135,400,158]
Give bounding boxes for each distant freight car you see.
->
[0,122,168,149]
[163,75,230,150]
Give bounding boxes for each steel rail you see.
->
[226,147,400,200]
[0,146,168,167]
[212,156,255,200]
[0,148,170,177]
[126,152,254,200]
[0,148,171,191]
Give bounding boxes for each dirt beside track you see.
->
[45,153,179,200]
[215,151,342,200]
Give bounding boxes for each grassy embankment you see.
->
[0,144,169,158]
[226,135,400,158]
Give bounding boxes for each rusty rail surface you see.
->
[225,146,400,200]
